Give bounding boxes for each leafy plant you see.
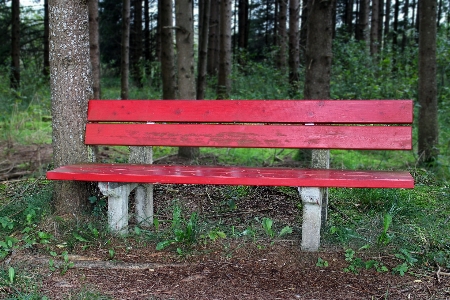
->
[261,217,293,240]
[316,257,329,267]
[377,213,393,246]
[156,204,199,252]
[393,248,418,276]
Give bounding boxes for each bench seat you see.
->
[48,163,414,188]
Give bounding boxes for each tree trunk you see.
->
[43,0,50,76]
[217,0,231,99]
[160,0,177,99]
[356,0,369,44]
[144,0,151,64]
[11,0,20,89]
[176,0,199,158]
[384,0,391,43]
[304,0,334,229]
[401,0,409,52]
[121,0,131,99]
[393,0,399,48]
[289,0,300,96]
[197,0,211,100]
[299,0,307,62]
[49,0,93,215]
[370,0,380,56]
[131,0,143,87]
[345,0,354,37]
[418,0,438,166]
[89,0,101,99]
[378,0,384,47]
[276,0,287,71]
[208,0,220,76]
[238,0,249,49]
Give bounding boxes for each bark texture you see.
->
[49,0,93,215]
[304,0,334,227]
[197,0,211,100]
[89,0,101,99]
[418,0,439,165]
[288,0,300,95]
[176,0,199,158]
[276,0,287,71]
[121,0,130,99]
[11,0,20,89]
[160,0,177,99]
[217,0,232,99]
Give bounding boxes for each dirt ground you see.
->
[1,145,450,299]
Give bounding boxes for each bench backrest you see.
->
[85,100,413,150]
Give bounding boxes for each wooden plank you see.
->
[87,100,413,124]
[46,164,414,189]
[85,123,412,150]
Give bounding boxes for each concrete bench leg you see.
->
[134,184,154,227]
[299,187,323,251]
[98,182,137,234]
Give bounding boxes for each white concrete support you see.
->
[98,182,137,234]
[299,187,323,251]
[134,184,154,227]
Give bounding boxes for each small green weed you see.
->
[261,217,292,240]
[156,204,199,253]
[343,249,388,274]
[392,248,418,276]
[316,257,329,267]
[49,251,74,274]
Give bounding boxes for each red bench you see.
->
[47,99,414,250]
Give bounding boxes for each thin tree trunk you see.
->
[160,0,177,99]
[49,0,93,215]
[356,0,369,44]
[121,0,131,99]
[238,0,249,49]
[43,0,50,76]
[197,0,211,100]
[384,0,391,43]
[132,0,143,87]
[11,0,20,89]
[418,0,438,165]
[276,0,287,70]
[217,0,231,99]
[289,0,300,95]
[89,0,101,99]
[345,0,354,37]
[299,0,307,62]
[371,0,380,56]
[208,0,220,75]
[393,0,399,48]
[378,0,384,47]
[401,0,409,52]
[144,0,151,64]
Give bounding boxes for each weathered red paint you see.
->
[48,99,415,189]
[85,123,412,150]
[87,99,413,124]
[47,164,414,188]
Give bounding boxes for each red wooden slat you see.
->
[87,100,413,124]
[85,123,412,150]
[46,164,414,188]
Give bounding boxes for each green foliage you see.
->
[316,257,329,267]
[343,248,388,274]
[261,217,292,239]
[156,204,199,253]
